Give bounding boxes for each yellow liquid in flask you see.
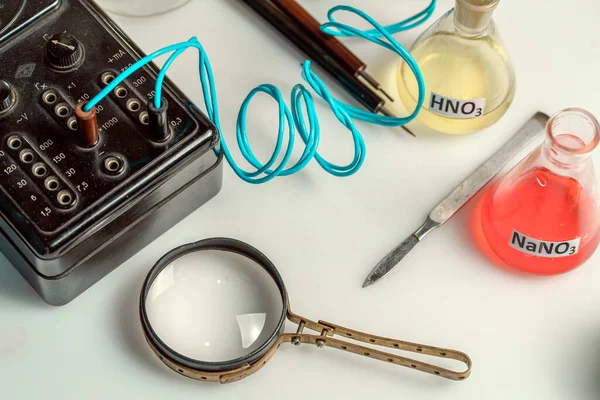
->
[397,33,516,135]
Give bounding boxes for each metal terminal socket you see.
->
[57,190,75,207]
[32,162,48,178]
[101,72,115,85]
[42,90,58,105]
[19,149,35,164]
[103,156,124,175]
[127,98,141,112]
[114,86,128,99]
[67,116,78,131]
[139,111,149,125]
[44,176,60,192]
[55,103,71,118]
[7,135,23,150]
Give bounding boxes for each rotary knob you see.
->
[0,80,16,114]
[45,33,84,70]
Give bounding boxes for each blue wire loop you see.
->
[83,4,432,184]
[329,0,437,38]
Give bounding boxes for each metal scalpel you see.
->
[362,112,551,288]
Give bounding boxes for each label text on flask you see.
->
[429,92,486,119]
[510,230,580,258]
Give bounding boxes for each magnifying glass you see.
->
[139,238,472,383]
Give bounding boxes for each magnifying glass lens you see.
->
[146,250,284,363]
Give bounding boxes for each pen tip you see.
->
[380,88,395,103]
[403,126,416,137]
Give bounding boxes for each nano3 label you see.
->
[509,230,580,258]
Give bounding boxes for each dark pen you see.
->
[238,0,398,119]
[270,0,394,103]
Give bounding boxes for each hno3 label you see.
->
[510,230,580,258]
[429,93,485,119]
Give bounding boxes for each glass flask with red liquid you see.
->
[480,108,600,275]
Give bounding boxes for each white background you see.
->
[2,0,600,399]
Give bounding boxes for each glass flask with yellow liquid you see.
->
[397,0,516,135]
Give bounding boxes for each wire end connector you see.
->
[148,99,171,142]
[75,102,99,147]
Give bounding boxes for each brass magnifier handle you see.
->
[149,309,472,384]
[283,310,472,382]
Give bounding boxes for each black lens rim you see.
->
[140,237,288,373]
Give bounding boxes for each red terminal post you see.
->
[74,102,99,147]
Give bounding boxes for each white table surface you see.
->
[2,0,600,398]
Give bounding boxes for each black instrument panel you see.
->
[0,0,223,305]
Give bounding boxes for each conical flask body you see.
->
[397,1,516,134]
[480,109,600,274]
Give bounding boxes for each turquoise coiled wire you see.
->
[84,2,435,184]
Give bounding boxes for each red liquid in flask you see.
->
[481,166,600,275]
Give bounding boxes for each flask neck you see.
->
[542,108,600,172]
[453,0,499,35]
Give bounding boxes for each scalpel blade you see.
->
[363,234,419,288]
[363,218,439,288]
